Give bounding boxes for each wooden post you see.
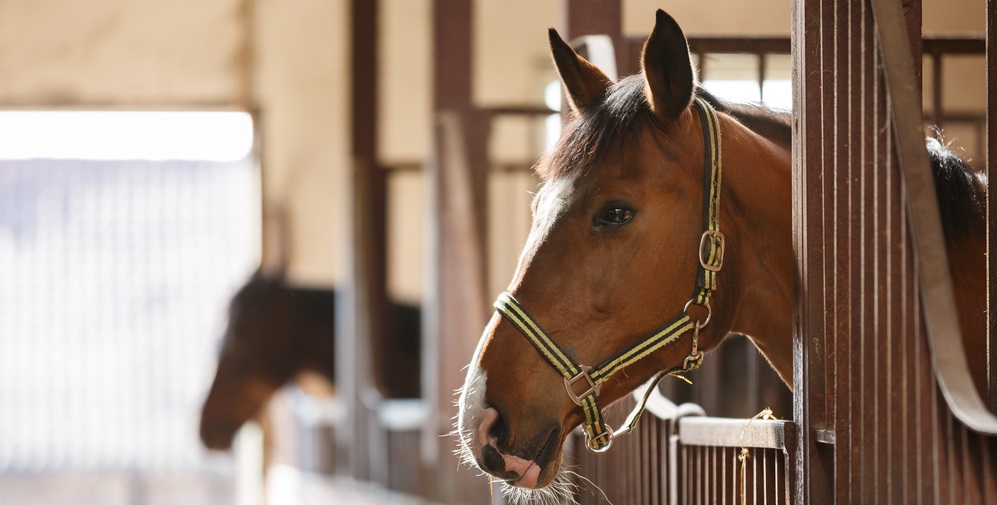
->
[562,0,622,70]
[791,0,835,501]
[424,0,493,502]
[336,0,388,482]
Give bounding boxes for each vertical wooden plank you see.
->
[792,0,836,501]
[902,0,922,80]
[831,0,858,500]
[861,0,891,501]
[424,111,491,503]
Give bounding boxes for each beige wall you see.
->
[624,0,790,35]
[253,0,350,285]
[0,0,248,106]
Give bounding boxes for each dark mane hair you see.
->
[535,79,796,181]
[695,88,792,148]
[927,137,987,238]
[535,75,651,181]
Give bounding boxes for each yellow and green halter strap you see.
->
[493,97,725,453]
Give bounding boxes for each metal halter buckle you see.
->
[564,365,601,406]
[682,348,705,371]
[699,230,726,272]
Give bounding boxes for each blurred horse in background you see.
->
[199,270,422,450]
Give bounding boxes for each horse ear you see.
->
[549,28,613,114]
[641,10,695,124]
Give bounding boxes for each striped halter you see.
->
[494,97,725,453]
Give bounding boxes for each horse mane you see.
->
[230,271,336,324]
[535,79,793,181]
[927,136,987,238]
[695,88,793,149]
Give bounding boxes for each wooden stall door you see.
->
[792,0,997,503]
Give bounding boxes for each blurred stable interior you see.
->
[0,0,989,504]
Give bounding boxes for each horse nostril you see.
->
[481,444,507,474]
[487,409,509,447]
[477,406,511,450]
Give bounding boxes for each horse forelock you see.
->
[536,75,651,182]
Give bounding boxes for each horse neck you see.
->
[714,114,795,384]
[289,288,337,382]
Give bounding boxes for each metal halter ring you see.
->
[585,428,615,453]
[683,299,713,329]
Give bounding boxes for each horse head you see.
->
[199,272,316,450]
[456,9,795,499]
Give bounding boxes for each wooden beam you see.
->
[563,0,622,68]
[336,0,388,481]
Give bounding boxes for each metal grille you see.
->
[681,447,789,505]
[568,390,794,504]
[679,418,793,505]
[0,158,259,473]
[569,394,685,505]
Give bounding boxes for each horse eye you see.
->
[599,205,634,225]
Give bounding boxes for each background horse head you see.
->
[200,270,424,450]
[199,271,424,450]
[199,271,338,450]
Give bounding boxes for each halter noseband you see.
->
[494,97,725,453]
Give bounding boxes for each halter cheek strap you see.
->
[494,97,725,453]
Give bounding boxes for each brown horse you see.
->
[199,271,422,450]
[455,9,986,500]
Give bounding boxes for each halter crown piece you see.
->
[494,97,725,453]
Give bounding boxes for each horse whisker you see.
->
[562,469,612,505]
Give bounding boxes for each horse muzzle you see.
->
[464,405,561,489]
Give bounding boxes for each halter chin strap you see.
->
[493,97,725,453]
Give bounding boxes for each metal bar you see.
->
[763,449,767,503]
[678,418,791,449]
[481,105,555,116]
[757,53,767,103]
[670,433,680,505]
[988,0,997,414]
[922,36,986,54]
[775,449,781,504]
